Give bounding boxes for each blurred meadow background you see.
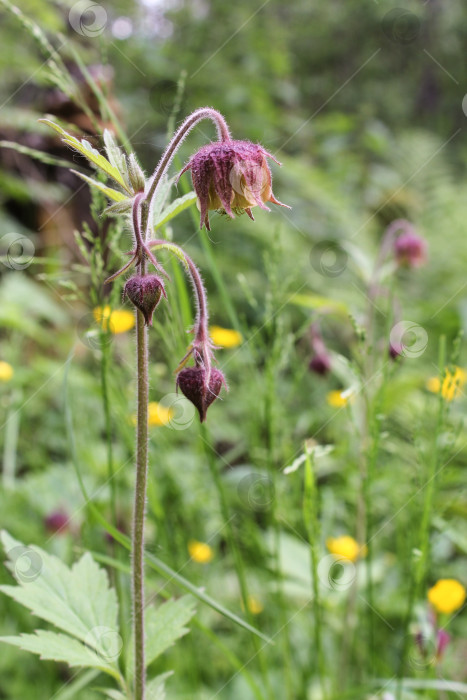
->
[1,0,467,698]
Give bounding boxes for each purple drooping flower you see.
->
[178,140,290,230]
[176,366,226,422]
[309,353,331,376]
[394,230,427,268]
[44,510,70,535]
[436,629,450,660]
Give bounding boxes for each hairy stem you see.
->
[132,198,149,700]
[143,108,231,238]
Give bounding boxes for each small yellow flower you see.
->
[326,390,353,408]
[210,326,243,349]
[427,367,467,402]
[0,362,14,382]
[148,402,173,427]
[326,535,367,563]
[246,596,263,615]
[93,306,135,334]
[428,579,466,614]
[188,540,214,564]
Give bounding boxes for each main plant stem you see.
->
[132,208,149,700]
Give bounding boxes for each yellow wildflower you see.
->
[93,305,135,334]
[0,362,14,382]
[326,535,367,563]
[188,540,214,564]
[245,596,264,615]
[427,367,467,402]
[210,325,243,349]
[148,402,173,427]
[326,390,353,408]
[428,579,466,614]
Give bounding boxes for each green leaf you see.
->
[153,192,197,230]
[0,140,74,169]
[150,242,189,270]
[103,129,127,177]
[0,631,118,678]
[0,531,119,663]
[38,119,131,194]
[146,672,173,700]
[70,170,128,203]
[289,293,349,316]
[127,596,196,676]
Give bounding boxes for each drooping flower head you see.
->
[394,229,428,268]
[178,140,290,230]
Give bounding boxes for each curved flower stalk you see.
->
[41,108,288,700]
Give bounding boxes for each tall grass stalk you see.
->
[303,447,327,698]
[200,423,273,698]
[397,336,447,699]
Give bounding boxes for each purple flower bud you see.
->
[389,342,403,360]
[44,510,70,535]
[436,629,450,660]
[309,352,331,376]
[176,366,226,422]
[394,230,427,268]
[178,140,290,230]
[124,274,167,326]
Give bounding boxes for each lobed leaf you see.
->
[39,119,131,194]
[127,596,196,676]
[0,531,119,662]
[153,192,197,230]
[0,631,119,678]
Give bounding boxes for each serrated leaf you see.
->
[70,170,128,202]
[127,596,195,676]
[152,174,177,220]
[153,192,197,230]
[0,631,118,677]
[103,129,127,177]
[146,672,173,700]
[0,531,119,663]
[39,119,131,193]
[104,200,133,216]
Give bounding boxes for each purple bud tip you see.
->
[176,366,226,422]
[394,231,427,268]
[124,274,166,326]
[389,343,403,360]
[44,510,70,535]
[436,629,450,660]
[309,353,331,376]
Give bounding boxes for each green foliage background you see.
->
[1,0,467,698]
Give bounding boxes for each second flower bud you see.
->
[124,274,167,326]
